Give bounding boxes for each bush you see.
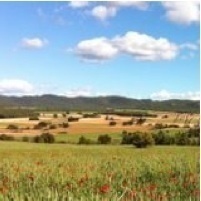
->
[62,122,69,128]
[22,136,30,142]
[53,113,58,118]
[153,130,175,145]
[132,132,154,148]
[121,132,135,144]
[78,136,93,145]
[0,134,15,141]
[68,117,79,122]
[122,120,133,126]
[49,124,57,129]
[33,133,55,143]
[7,124,18,130]
[154,123,167,129]
[29,116,39,121]
[109,121,116,126]
[175,132,190,145]
[97,134,111,144]
[62,113,67,118]
[34,121,48,129]
[136,118,146,125]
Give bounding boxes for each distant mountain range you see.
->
[0,95,199,113]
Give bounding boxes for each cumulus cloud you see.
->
[162,2,200,25]
[69,1,89,8]
[75,37,119,62]
[74,31,178,62]
[90,1,149,21]
[0,79,34,96]
[109,1,149,10]
[91,5,117,21]
[21,37,48,49]
[113,32,178,61]
[150,90,200,100]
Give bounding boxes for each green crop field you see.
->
[0,142,199,200]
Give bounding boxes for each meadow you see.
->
[0,142,199,200]
[0,111,200,200]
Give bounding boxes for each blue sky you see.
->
[0,1,200,100]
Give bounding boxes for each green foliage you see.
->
[132,132,154,148]
[78,136,93,145]
[49,124,57,129]
[22,136,30,142]
[62,122,69,128]
[33,133,55,143]
[0,134,15,141]
[109,121,116,126]
[68,116,79,122]
[34,121,49,129]
[153,130,175,145]
[121,132,135,144]
[0,95,199,113]
[97,134,112,144]
[7,124,18,130]
[82,113,100,118]
[136,118,146,125]
[175,132,190,146]
[53,113,58,118]
[29,116,39,120]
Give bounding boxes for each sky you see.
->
[0,1,200,100]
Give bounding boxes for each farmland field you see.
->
[0,110,200,200]
[0,142,199,200]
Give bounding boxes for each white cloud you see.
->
[75,37,119,62]
[180,42,199,51]
[63,87,93,97]
[90,1,149,21]
[21,38,48,49]
[109,1,149,10]
[113,32,178,61]
[74,31,178,62]
[0,79,34,96]
[151,90,200,100]
[91,5,117,21]
[69,1,89,8]
[162,2,200,25]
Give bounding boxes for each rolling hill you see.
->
[0,95,199,113]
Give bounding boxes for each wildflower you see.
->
[100,184,110,194]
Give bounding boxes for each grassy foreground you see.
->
[0,142,199,200]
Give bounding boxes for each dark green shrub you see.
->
[7,124,18,130]
[0,134,15,141]
[34,121,48,129]
[68,117,79,122]
[53,113,58,118]
[153,130,175,145]
[78,136,93,145]
[175,132,190,145]
[122,120,133,126]
[97,134,111,144]
[154,123,167,129]
[49,124,57,129]
[29,116,39,121]
[109,121,116,126]
[33,133,55,143]
[121,132,134,144]
[132,132,154,148]
[136,118,146,125]
[22,136,30,142]
[188,128,200,138]
[62,122,69,128]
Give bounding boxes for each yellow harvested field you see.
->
[0,112,199,137]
